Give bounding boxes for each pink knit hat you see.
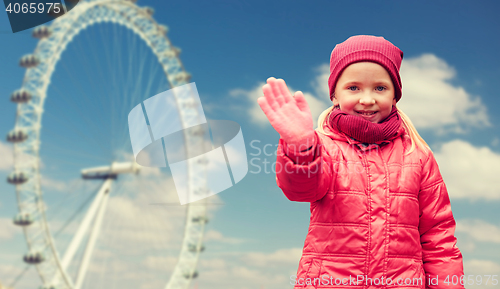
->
[328,35,404,102]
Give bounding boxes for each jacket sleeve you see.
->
[275,131,333,203]
[418,151,464,289]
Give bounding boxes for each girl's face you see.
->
[332,62,397,123]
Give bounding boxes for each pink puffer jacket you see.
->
[277,121,464,289]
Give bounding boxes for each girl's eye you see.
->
[348,86,358,91]
[376,86,386,91]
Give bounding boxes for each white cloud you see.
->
[97,192,186,253]
[198,257,227,269]
[455,237,476,253]
[0,141,43,172]
[0,263,39,289]
[433,139,500,200]
[40,176,81,193]
[141,255,178,270]
[0,141,13,171]
[78,255,175,289]
[310,63,330,99]
[492,137,499,147]
[0,218,19,240]
[463,260,500,289]
[240,248,302,267]
[223,143,246,168]
[193,247,301,289]
[230,83,270,127]
[203,230,247,244]
[198,265,286,287]
[229,265,287,282]
[464,259,500,274]
[398,54,490,134]
[78,246,294,289]
[456,219,500,243]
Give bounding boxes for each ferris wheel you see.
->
[7,0,210,288]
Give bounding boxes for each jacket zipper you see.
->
[360,148,371,289]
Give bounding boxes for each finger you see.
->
[262,83,279,111]
[267,78,286,107]
[276,78,294,103]
[294,91,311,113]
[257,97,277,123]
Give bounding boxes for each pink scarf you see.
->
[328,105,402,144]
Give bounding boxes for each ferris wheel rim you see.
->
[12,1,208,288]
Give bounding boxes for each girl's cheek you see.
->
[346,102,358,109]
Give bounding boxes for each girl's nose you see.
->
[359,92,376,105]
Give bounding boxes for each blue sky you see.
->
[0,1,499,289]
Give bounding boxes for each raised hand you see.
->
[257,77,316,152]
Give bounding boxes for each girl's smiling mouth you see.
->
[355,110,378,116]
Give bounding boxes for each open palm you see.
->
[257,77,315,150]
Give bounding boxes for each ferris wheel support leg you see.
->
[74,178,113,289]
[60,178,113,271]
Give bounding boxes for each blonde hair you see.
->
[316,105,431,156]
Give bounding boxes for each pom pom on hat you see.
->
[328,35,404,102]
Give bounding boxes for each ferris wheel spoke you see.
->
[79,29,108,99]
[51,185,98,238]
[6,264,32,289]
[80,181,120,288]
[128,39,150,109]
[70,27,111,118]
[58,55,108,122]
[123,27,140,112]
[109,30,131,152]
[60,178,112,271]
[114,32,146,153]
[142,57,163,107]
[112,23,125,101]
[98,25,127,124]
[73,183,110,289]
[105,23,122,143]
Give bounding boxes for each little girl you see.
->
[258,35,465,289]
